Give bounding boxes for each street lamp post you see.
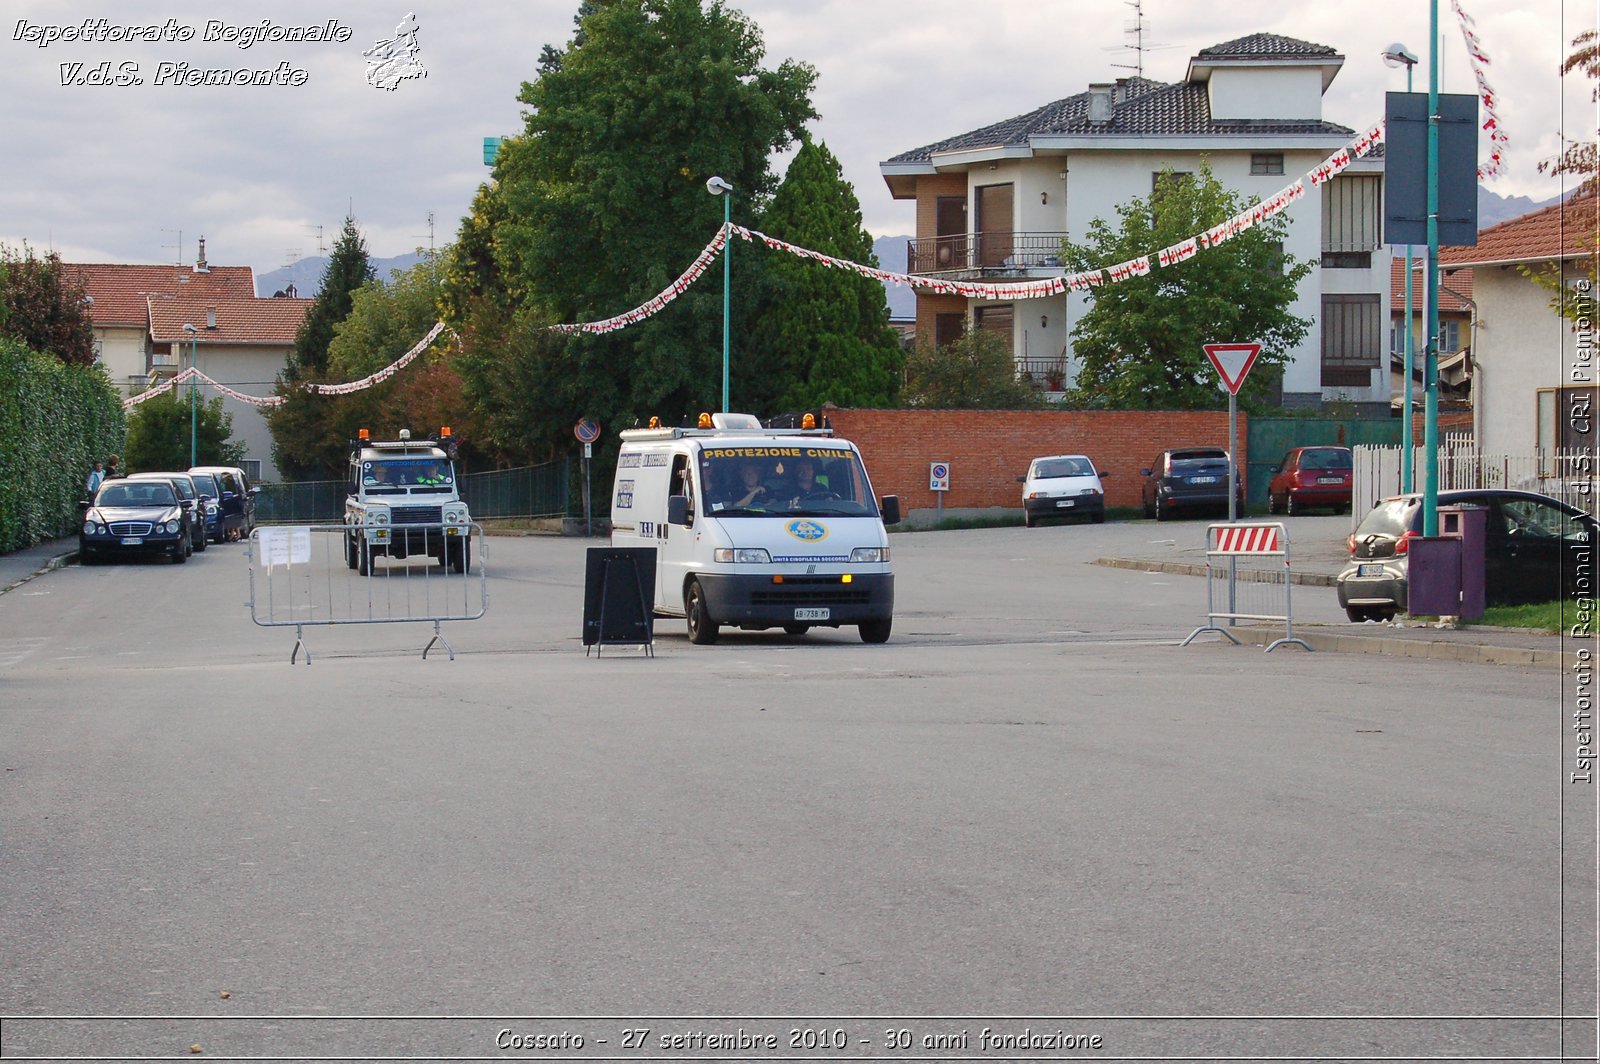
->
[181,323,197,466]
[706,175,733,413]
[1382,43,1419,493]
[1422,0,1442,537]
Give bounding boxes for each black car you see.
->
[80,479,192,564]
[1336,489,1595,621]
[185,469,224,543]
[125,473,207,553]
[1140,447,1246,521]
[190,465,258,541]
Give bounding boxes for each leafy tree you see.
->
[322,255,475,458]
[268,216,376,478]
[476,0,817,462]
[902,327,1043,409]
[1062,162,1312,411]
[1540,29,1598,196]
[743,135,902,413]
[124,390,247,472]
[1526,30,1599,325]
[0,244,96,365]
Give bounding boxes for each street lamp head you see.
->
[1381,43,1418,69]
[181,323,197,334]
[705,175,733,196]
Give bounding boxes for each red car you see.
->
[1266,446,1352,515]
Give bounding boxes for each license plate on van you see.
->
[794,607,830,621]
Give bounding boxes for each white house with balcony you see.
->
[880,33,1391,411]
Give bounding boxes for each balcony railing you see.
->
[907,232,1070,277]
[1016,356,1071,391]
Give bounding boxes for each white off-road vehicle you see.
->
[344,428,471,574]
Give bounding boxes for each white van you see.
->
[610,413,901,644]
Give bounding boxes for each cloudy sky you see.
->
[2,0,1593,284]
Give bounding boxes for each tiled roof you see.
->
[1389,258,1474,311]
[148,297,312,346]
[68,263,257,327]
[1196,34,1341,59]
[885,78,1353,164]
[1439,193,1599,267]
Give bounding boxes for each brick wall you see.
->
[824,407,1247,513]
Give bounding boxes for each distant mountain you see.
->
[1478,186,1571,229]
[255,251,427,298]
[871,234,916,320]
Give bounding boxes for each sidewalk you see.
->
[1094,526,1583,670]
[0,536,78,597]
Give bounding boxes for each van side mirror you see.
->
[667,495,690,526]
[1015,475,1026,483]
[879,495,901,526]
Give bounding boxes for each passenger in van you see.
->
[728,462,770,508]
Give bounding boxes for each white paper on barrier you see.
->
[258,527,312,571]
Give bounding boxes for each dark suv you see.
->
[1140,447,1245,521]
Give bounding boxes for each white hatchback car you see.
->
[1019,454,1108,527]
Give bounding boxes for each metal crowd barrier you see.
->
[247,523,488,663]
[1182,522,1311,653]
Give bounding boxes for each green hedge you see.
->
[0,338,126,552]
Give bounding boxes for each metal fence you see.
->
[247,523,488,663]
[1183,522,1311,653]
[256,460,570,524]
[1353,445,1599,523]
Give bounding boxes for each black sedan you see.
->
[1336,489,1594,621]
[80,480,192,564]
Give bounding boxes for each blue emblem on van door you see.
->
[787,519,828,542]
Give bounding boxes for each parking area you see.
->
[0,518,1594,1059]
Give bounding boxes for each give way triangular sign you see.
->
[1203,342,1262,395]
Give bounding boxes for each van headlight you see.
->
[370,510,390,525]
[713,548,770,564]
[850,547,889,563]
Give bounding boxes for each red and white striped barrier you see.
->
[1210,524,1283,555]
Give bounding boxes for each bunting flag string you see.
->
[1451,0,1508,179]
[306,320,449,395]
[122,119,1402,413]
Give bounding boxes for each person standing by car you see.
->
[85,461,105,495]
[104,454,123,480]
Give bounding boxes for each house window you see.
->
[934,313,965,350]
[1251,153,1284,175]
[1322,174,1382,262]
[240,459,263,482]
[1321,294,1382,388]
[975,304,1014,340]
[933,196,968,270]
[1537,387,1599,454]
[1439,318,1462,353]
[1152,171,1193,195]
[976,184,1014,268]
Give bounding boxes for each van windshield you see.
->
[700,445,878,518]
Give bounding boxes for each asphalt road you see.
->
[0,521,1594,1062]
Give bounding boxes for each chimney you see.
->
[206,305,217,329]
[1086,83,1114,125]
[194,236,209,274]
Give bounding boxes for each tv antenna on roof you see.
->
[1104,0,1174,81]
[160,228,183,267]
[412,210,436,259]
[305,224,325,256]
